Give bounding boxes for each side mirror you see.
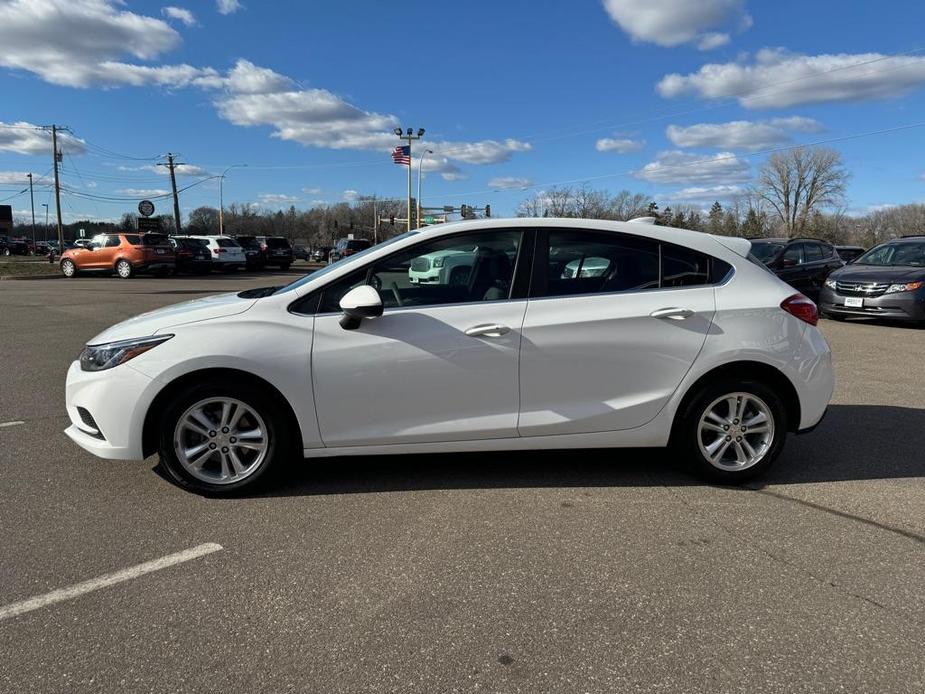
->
[339,285,383,330]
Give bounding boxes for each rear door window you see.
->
[804,243,823,262]
[782,243,804,265]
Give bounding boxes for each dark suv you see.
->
[819,236,925,323]
[329,237,371,263]
[749,238,843,299]
[264,236,293,269]
[234,235,267,270]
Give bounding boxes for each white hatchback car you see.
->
[65,218,833,495]
[185,235,246,271]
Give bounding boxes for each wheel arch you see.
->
[671,360,802,439]
[141,367,304,458]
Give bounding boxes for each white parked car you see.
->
[185,235,245,272]
[64,218,833,495]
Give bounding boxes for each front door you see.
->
[518,228,717,436]
[311,229,528,447]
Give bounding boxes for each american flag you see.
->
[391,145,411,165]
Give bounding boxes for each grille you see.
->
[411,257,431,272]
[835,281,889,297]
[76,406,105,440]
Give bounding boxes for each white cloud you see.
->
[119,188,170,197]
[0,121,87,155]
[488,177,535,190]
[0,171,54,185]
[432,139,532,165]
[602,0,750,49]
[144,163,210,176]
[257,193,299,205]
[162,6,196,27]
[658,49,925,108]
[662,184,746,202]
[420,155,467,181]
[0,0,219,88]
[666,117,823,151]
[342,190,360,202]
[596,137,645,153]
[225,59,292,94]
[216,0,242,15]
[301,187,322,195]
[636,150,751,185]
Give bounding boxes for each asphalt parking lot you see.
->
[1,273,923,693]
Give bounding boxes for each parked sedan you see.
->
[749,237,843,299]
[819,236,925,323]
[64,218,833,495]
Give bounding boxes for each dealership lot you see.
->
[1,274,923,693]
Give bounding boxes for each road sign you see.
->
[138,200,155,217]
[423,215,434,224]
[137,217,160,232]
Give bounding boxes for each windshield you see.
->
[236,237,260,249]
[216,238,241,248]
[854,241,925,267]
[273,232,416,295]
[266,237,290,248]
[749,241,784,263]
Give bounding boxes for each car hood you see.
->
[87,292,258,344]
[830,264,925,282]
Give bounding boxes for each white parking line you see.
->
[0,421,25,428]
[0,542,223,622]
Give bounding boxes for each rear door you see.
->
[518,228,718,436]
[776,242,807,293]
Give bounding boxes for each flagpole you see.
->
[394,127,425,231]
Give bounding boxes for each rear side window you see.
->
[105,235,121,247]
[804,243,823,262]
[216,238,240,248]
[783,243,804,265]
[661,243,711,287]
[125,235,142,246]
[266,237,290,248]
[543,230,659,297]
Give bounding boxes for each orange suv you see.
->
[60,232,175,279]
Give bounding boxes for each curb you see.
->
[0,274,64,281]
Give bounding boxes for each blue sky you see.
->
[3,0,925,223]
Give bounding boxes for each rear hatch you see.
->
[266,237,292,258]
[142,233,174,262]
[214,237,245,261]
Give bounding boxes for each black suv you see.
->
[329,237,371,263]
[819,236,925,323]
[264,236,293,269]
[234,235,267,270]
[749,237,843,299]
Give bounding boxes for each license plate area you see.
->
[844,297,863,307]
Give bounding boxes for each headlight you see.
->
[432,257,445,268]
[824,277,837,289]
[79,335,173,372]
[884,280,924,294]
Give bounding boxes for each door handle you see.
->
[649,307,695,320]
[465,323,511,338]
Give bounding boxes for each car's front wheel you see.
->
[61,259,77,277]
[158,382,289,495]
[673,378,787,484]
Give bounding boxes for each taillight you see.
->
[213,248,225,254]
[781,294,818,326]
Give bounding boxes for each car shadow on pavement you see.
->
[250,404,923,497]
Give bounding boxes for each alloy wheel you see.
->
[117,260,132,278]
[697,392,775,471]
[173,397,269,485]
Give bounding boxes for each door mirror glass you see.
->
[339,285,383,330]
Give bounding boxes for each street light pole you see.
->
[417,149,433,227]
[27,173,36,246]
[42,204,49,242]
[394,127,425,231]
[219,164,246,235]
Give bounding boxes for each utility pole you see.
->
[158,153,184,235]
[394,127,425,231]
[50,126,64,250]
[26,173,36,246]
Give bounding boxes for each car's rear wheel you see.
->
[115,259,134,279]
[61,259,77,277]
[158,382,289,495]
[673,378,787,484]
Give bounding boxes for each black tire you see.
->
[671,377,787,484]
[61,259,77,278]
[279,263,291,271]
[157,380,294,495]
[115,259,134,279]
[2,247,10,257]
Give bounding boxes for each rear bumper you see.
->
[819,287,925,322]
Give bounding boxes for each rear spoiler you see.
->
[711,235,752,258]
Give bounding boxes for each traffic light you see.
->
[389,215,395,225]
[484,204,491,218]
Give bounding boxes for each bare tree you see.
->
[757,147,849,237]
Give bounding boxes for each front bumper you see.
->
[64,360,158,460]
[819,287,925,322]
